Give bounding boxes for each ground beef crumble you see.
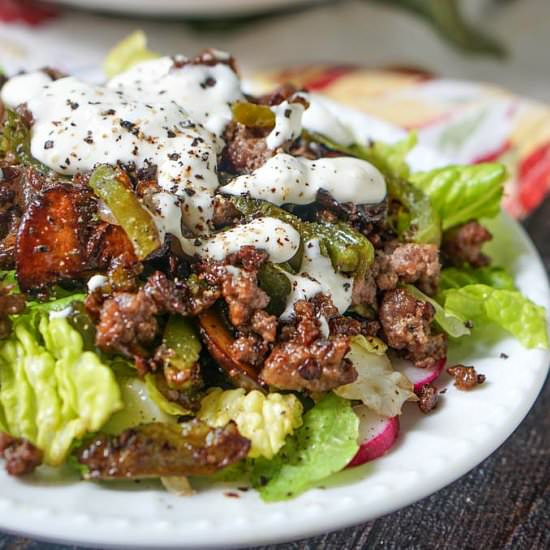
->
[417,384,439,413]
[442,221,492,267]
[447,365,486,390]
[0,432,43,476]
[260,298,357,392]
[379,288,447,369]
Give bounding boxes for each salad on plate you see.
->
[0,32,546,501]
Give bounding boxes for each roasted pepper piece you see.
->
[230,197,374,277]
[258,262,292,317]
[231,101,275,129]
[157,315,202,392]
[0,109,49,172]
[88,165,161,259]
[198,307,264,392]
[77,420,250,479]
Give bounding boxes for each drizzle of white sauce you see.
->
[0,71,52,108]
[108,56,243,136]
[266,99,305,150]
[301,94,356,145]
[195,217,300,264]
[87,274,108,292]
[318,314,331,338]
[221,153,386,206]
[281,239,353,320]
[49,305,74,319]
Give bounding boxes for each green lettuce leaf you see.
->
[410,163,507,230]
[405,284,470,338]
[103,30,160,79]
[440,266,516,291]
[251,393,359,501]
[0,312,122,465]
[441,284,548,349]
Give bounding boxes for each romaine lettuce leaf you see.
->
[251,393,358,501]
[410,163,507,230]
[440,265,515,291]
[103,30,159,79]
[405,284,471,338]
[198,387,303,459]
[0,312,122,465]
[441,284,548,349]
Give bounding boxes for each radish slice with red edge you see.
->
[392,356,446,393]
[347,405,400,468]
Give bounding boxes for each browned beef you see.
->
[260,299,357,392]
[255,83,300,106]
[417,384,439,413]
[375,242,440,295]
[442,221,492,267]
[77,421,250,480]
[0,283,25,338]
[94,289,160,359]
[379,288,447,369]
[352,271,377,307]
[0,432,43,476]
[212,196,242,229]
[221,268,270,327]
[220,122,273,174]
[229,334,269,367]
[447,364,486,390]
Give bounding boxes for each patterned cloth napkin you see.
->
[1,1,550,218]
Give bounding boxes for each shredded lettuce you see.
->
[410,163,507,230]
[251,393,358,501]
[405,284,471,338]
[440,284,548,349]
[0,312,122,465]
[198,388,303,459]
[103,30,159,79]
[334,335,415,416]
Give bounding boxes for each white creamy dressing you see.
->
[280,239,353,321]
[301,94,356,145]
[221,153,386,206]
[192,217,300,264]
[49,305,74,319]
[1,71,53,107]
[87,274,108,292]
[108,56,243,137]
[266,99,305,150]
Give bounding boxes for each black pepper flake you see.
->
[83,132,94,145]
[168,152,180,161]
[284,108,292,118]
[200,76,217,89]
[166,129,176,138]
[44,140,54,150]
[184,188,196,196]
[101,108,116,116]
[120,119,139,136]
[66,99,79,110]
[499,352,509,359]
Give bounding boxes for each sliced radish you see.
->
[392,356,446,393]
[347,405,400,468]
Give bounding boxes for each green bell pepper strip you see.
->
[231,101,275,129]
[258,262,292,317]
[230,197,374,277]
[158,315,202,392]
[0,109,49,172]
[88,164,161,259]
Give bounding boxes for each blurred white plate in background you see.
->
[47,0,323,17]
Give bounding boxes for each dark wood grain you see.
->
[2,198,549,550]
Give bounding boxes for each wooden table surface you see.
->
[1,199,549,550]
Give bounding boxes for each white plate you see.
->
[46,0,321,17]
[0,101,548,548]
